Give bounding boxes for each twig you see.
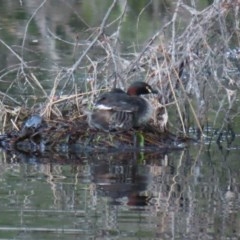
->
[69,0,118,73]
[21,0,48,59]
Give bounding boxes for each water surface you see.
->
[0,136,240,239]
[1,1,240,239]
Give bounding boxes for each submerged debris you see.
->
[19,115,44,138]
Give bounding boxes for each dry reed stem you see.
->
[70,0,118,73]
[0,0,239,135]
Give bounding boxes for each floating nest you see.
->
[0,113,192,155]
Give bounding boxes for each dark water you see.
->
[1,134,240,239]
[1,1,240,239]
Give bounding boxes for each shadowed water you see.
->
[0,134,240,239]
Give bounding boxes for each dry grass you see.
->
[0,0,240,138]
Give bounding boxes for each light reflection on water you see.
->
[1,1,240,239]
[0,144,240,239]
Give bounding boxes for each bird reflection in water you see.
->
[92,159,151,206]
